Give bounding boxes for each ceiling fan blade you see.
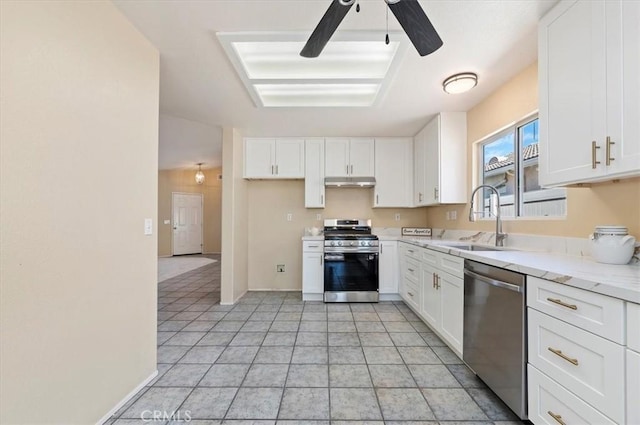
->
[300,0,354,58]
[387,0,443,56]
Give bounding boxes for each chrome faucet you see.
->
[469,184,507,247]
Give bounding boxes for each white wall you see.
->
[159,114,223,170]
[221,127,248,304]
[0,1,159,423]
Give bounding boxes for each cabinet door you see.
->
[275,138,305,178]
[420,263,439,329]
[423,117,440,205]
[325,138,350,177]
[374,138,413,207]
[379,241,398,294]
[606,0,640,176]
[438,272,463,355]
[539,0,607,186]
[349,137,375,177]
[303,252,324,294]
[305,139,325,208]
[244,138,275,178]
[413,129,427,206]
[627,349,640,425]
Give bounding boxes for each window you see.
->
[478,115,566,218]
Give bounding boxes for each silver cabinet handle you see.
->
[320,194,324,204]
[547,297,577,310]
[320,257,323,265]
[376,194,379,204]
[592,141,601,169]
[308,245,319,248]
[271,165,274,175]
[434,187,439,200]
[408,268,414,272]
[606,136,615,166]
[418,193,423,202]
[548,411,566,425]
[548,347,579,366]
[276,164,279,175]
[346,164,349,174]
[381,245,383,253]
[407,291,414,297]
[350,164,353,174]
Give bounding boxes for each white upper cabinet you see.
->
[414,113,467,206]
[304,138,325,208]
[539,0,640,186]
[244,138,305,179]
[325,137,375,177]
[374,138,413,207]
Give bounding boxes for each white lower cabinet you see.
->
[527,277,632,425]
[379,241,398,294]
[302,241,323,301]
[528,309,624,423]
[528,365,617,425]
[399,242,464,357]
[627,349,640,425]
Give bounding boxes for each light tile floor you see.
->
[108,254,525,425]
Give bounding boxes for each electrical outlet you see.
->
[286,213,293,222]
[316,213,322,221]
[451,210,457,220]
[394,213,401,221]
[445,211,450,220]
[277,264,285,272]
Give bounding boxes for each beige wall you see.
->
[425,62,640,238]
[0,2,159,424]
[221,128,249,304]
[158,168,223,256]
[248,181,428,290]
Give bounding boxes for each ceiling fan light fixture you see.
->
[443,72,478,94]
[195,163,205,185]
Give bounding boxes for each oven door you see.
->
[324,251,379,302]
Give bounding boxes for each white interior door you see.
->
[172,193,203,255]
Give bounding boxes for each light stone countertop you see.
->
[399,237,640,304]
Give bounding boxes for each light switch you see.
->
[163,219,171,225]
[144,218,153,235]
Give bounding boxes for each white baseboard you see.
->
[96,369,158,425]
[220,289,248,305]
[302,293,323,301]
[379,293,402,301]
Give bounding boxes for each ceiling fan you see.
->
[300,0,443,58]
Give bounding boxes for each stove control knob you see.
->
[338,241,343,246]
[350,241,356,246]
[330,241,336,247]
[364,241,370,246]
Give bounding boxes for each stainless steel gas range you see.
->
[323,219,379,302]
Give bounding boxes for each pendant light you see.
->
[195,163,205,185]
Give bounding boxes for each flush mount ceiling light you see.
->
[217,32,409,107]
[442,72,478,94]
[195,163,205,185]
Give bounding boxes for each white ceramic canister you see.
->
[589,225,636,265]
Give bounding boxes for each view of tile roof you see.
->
[485,142,539,171]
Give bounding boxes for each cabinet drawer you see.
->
[528,365,616,425]
[403,258,420,281]
[527,276,625,344]
[436,252,463,279]
[627,302,640,352]
[421,248,437,266]
[528,309,624,423]
[402,277,419,310]
[303,241,324,252]
[401,243,421,261]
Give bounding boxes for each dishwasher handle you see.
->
[464,269,523,293]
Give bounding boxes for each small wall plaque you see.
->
[402,227,432,237]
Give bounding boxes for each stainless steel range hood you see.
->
[324,177,376,188]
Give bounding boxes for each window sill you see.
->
[477,215,567,222]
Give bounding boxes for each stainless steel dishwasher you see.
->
[463,259,527,420]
